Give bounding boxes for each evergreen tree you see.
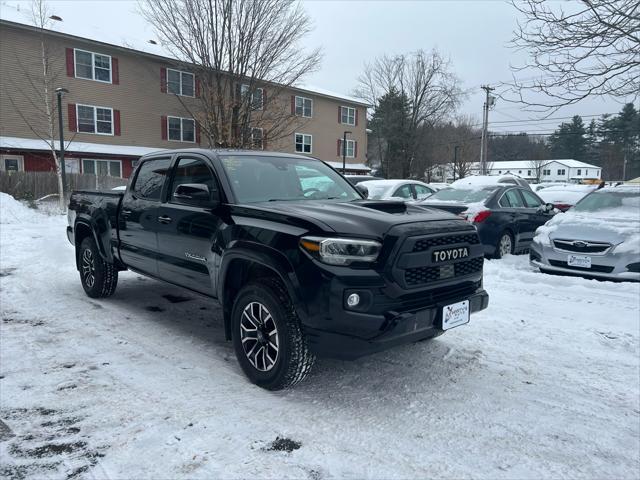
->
[548,115,587,161]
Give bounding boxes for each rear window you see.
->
[429,187,497,203]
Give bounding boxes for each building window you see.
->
[167,116,195,142]
[295,133,312,153]
[528,170,532,176]
[557,168,565,175]
[77,104,113,135]
[295,96,313,117]
[518,170,522,174]
[340,106,355,125]
[82,159,122,177]
[498,170,502,174]
[577,169,582,175]
[0,154,24,172]
[339,139,355,158]
[543,169,551,176]
[251,128,263,150]
[74,49,111,83]
[586,169,589,175]
[167,68,194,97]
[241,84,263,110]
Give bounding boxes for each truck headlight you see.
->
[300,237,381,265]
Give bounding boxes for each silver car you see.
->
[530,186,640,281]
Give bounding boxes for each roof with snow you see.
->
[471,159,599,170]
[0,136,164,157]
[0,5,367,107]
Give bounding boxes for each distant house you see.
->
[469,160,601,183]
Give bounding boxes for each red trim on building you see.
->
[161,115,167,140]
[66,48,74,76]
[112,57,119,84]
[114,110,121,136]
[160,67,167,93]
[68,104,77,132]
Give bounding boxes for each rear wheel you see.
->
[231,278,315,390]
[495,231,514,259]
[78,237,118,298]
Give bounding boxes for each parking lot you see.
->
[1,199,638,479]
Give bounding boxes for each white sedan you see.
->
[358,179,436,201]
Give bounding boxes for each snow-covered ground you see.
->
[1,194,639,479]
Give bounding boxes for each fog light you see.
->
[346,293,360,308]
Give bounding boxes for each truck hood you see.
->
[231,199,463,238]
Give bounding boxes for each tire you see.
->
[494,231,514,259]
[231,278,315,390]
[78,236,118,298]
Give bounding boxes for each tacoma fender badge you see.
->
[185,252,207,262]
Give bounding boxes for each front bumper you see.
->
[305,288,489,360]
[529,242,640,282]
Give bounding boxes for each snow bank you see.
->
[0,192,61,224]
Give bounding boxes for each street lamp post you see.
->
[342,130,352,174]
[55,87,69,200]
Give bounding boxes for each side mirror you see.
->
[355,184,368,198]
[174,183,217,207]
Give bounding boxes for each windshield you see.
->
[219,155,361,203]
[573,190,640,215]
[428,187,497,203]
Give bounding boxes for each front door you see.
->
[119,157,172,276]
[156,155,222,296]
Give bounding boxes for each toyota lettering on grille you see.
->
[432,247,469,263]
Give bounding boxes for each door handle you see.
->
[122,209,132,217]
[157,215,172,224]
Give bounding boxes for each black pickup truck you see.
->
[67,149,488,389]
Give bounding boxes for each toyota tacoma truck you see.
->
[67,149,489,389]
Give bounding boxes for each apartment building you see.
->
[0,18,369,178]
[468,160,601,182]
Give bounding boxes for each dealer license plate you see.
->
[442,300,470,330]
[567,254,591,269]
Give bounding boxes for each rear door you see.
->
[119,157,172,275]
[498,188,529,248]
[155,154,222,296]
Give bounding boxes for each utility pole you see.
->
[479,85,495,175]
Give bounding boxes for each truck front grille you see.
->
[413,233,479,252]
[405,257,484,286]
[553,239,610,254]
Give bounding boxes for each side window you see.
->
[132,158,172,200]
[413,184,433,200]
[498,194,511,208]
[521,190,543,208]
[169,157,219,203]
[393,184,413,199]
[504,189,525,208]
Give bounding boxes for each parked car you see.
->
[537,185,597,211]
[344,174,383,185]
[451,174,531,190]
[532,182,568,192]
[67,150,488,389]
[426,182,450,191]
[358,179,436,201]
[530,186,640,281]
[420,185,555,258]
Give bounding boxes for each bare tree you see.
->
[3,0,72,209]
[355,49,463,178]
[506,0,640,111]
[139,0,321,148]
[528,159,548,183]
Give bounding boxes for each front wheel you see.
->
[495,231,514,259]
[231,278,315,390]
[78,237,118,298]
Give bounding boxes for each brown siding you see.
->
[0,23,367,165]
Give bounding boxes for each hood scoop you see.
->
[352,200,407,214]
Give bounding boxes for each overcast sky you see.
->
[1,0,633,133]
